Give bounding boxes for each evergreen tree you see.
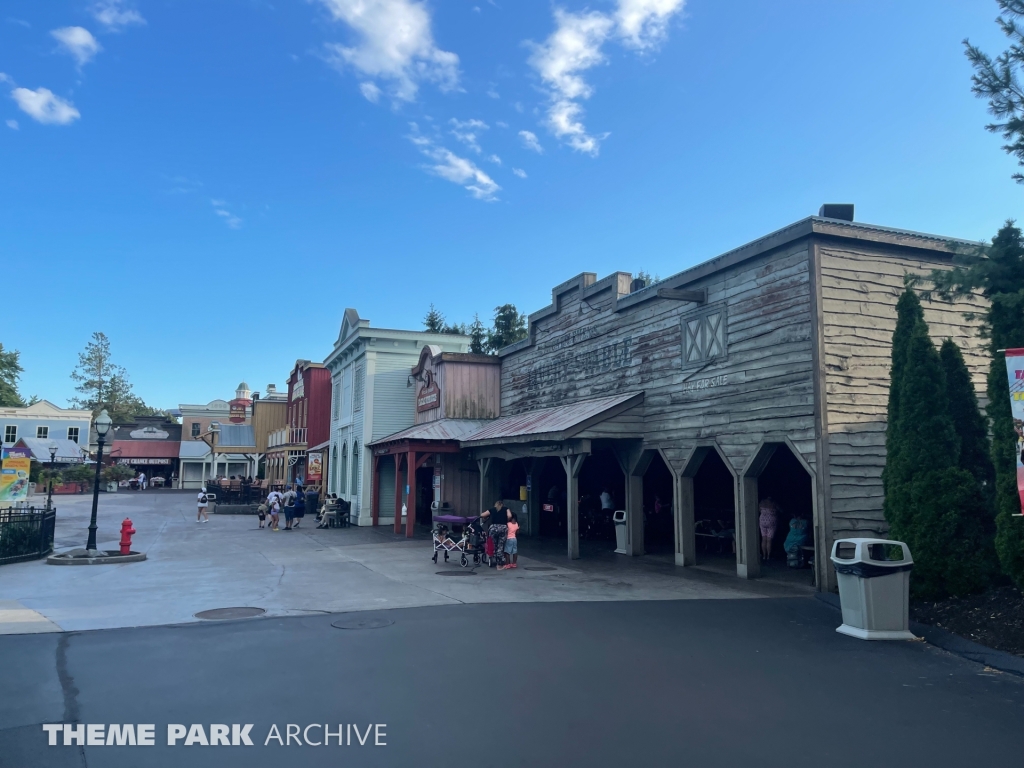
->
[888,321,991,598]
[882,289,926,539]
[423,304,445,333]
[468,314,487,354]
[486,304,528,353]
[926,222,1024,588]
[940,339,997,518]
[0,342,25,407]
[70,332,155,422]
[442,321,467,335]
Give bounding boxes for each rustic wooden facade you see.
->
[468,215,988,589]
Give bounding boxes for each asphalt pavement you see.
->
[1,597,1021,768]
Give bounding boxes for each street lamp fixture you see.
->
[46,441,58,512]
[86,409,113,554]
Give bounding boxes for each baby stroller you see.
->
[432,515,487,568]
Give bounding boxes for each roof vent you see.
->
[819,204,854,222]
[630,277,647,293]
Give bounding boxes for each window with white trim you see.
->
[340,442,348,494]
[191,422,201,438]
[682,304,728,368]
[4,425,16,444]
[67,427,80,444]
[351,441,359,495]
[36,426,49,439]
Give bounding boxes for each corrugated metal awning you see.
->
[460,392,643,447]
[368,419,495,447]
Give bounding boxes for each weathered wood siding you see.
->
[819,244,988,537]
[501,242,818,475]
[443,360,501,420]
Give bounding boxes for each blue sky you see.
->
[1,0,1020,410]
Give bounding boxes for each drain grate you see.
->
[435,571,476,576]
[195,607,266,620]
[331,616,394,630]
[524,566,557,571]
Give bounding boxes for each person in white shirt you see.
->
[266,490,283,531]
[138,472,147,491]
[197,487,211,523]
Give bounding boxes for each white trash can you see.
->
[830,538,916,641]
[613,510,627,554]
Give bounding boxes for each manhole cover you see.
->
[435,571,477,576]
[524,566,557,571]
[331,616,394,630]
[195,607,266,620]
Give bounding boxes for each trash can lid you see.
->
[830,538,913,569]
[612,510,626,523]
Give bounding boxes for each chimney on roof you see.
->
[630,277,647,293]
[266,384,277,394]
[819,203,854,222]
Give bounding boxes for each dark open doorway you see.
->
[643,452,674,554]
[693,449,736,567]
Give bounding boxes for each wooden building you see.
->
[372,209,988,590]
[266,361,331,487]
[367,345,501,536]
[324,310,472,526]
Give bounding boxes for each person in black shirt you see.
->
[482,500,509,568]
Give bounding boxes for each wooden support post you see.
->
[626,474,644,556]
[476,457,492,517]
[371,455,381,526]
[560,453,586,560]
[675,473,696,566]
[405,451,416,538]
[393,454,404,535]
[737,476,761,579]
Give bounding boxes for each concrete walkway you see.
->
[0,492,797,633]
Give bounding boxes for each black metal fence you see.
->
[0,507,57,565]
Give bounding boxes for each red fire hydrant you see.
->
[119,518,136,555]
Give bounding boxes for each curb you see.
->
[46,551,148,566]
[813,592,1024,678]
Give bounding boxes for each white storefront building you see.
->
[324,309,469,525]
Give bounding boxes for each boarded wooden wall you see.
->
[819,243,988,537]
[501,241,818,477]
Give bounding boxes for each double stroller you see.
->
[432,515,490,568]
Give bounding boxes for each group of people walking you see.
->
[257,485,307,531]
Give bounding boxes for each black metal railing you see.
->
[0,507,57,565]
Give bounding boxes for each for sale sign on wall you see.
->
[1006,348,1024,515]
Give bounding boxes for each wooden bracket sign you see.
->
[656,287,707,304]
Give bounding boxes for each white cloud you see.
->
[359,81,382,103]
[51,27,102,67]
[213,204,243,229]
[616,0,684,49]
[527,9,612,155]
[0,73,12,85]
[318,0,459,102]
[5,119,17,130]
[487,154,501,165]
[518,129,543,153]
[528,1,684,154]
[91,0,145,31]
[512,167,527,178]
[496,120,508,128]
[449,117,488,153]
[11,87,80,125]
[408,130,500,201]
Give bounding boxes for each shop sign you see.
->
[129,427,169,439]
[307,452,323,483]
[681,374,729,394]
[542,503,555,512]
[117,458,171,465]
[0,450,31,502]
[417,370,441,413]
[229,399,248,424]
[1004,349,1024,514]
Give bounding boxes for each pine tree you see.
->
[423,304,445,333]
[939,339,997,516]
[0,343,25,407]
[927,222,1024,588]
[468,314,487,354]
[70,332,155,421]
[882,289,926,541]
[889,321,991,598]
[486,304,528,353]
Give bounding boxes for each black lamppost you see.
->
[46,442,58,512]
[86,409,112,553]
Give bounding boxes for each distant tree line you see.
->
[422,303,528,354]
